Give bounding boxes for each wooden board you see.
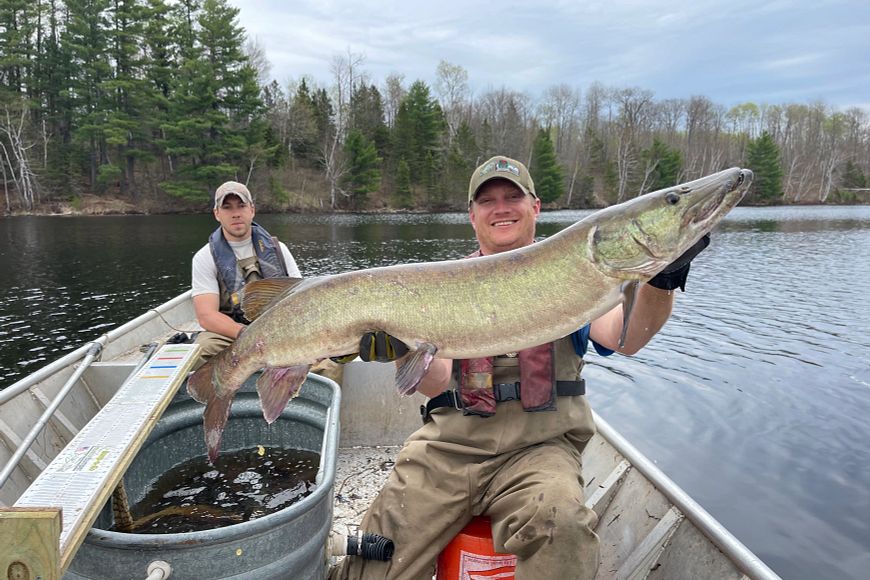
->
[0,507,61,580]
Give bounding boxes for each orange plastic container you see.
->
[435,516,517,579]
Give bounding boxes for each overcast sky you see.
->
[229,0,870,110]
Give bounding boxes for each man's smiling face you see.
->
[469,178,541,255]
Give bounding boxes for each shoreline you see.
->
[4,197,866,218]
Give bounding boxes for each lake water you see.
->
[1,206,869,579]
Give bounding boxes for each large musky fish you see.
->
[188,167,753,461]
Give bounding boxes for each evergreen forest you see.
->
[1,0,868,214]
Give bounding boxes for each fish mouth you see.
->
[687,169,751,228]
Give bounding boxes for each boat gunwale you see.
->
[593,410,779,579]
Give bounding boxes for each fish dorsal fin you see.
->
[241,277,304,320]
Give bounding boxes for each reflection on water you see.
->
[115,446,319,534]
[2,206,870,579]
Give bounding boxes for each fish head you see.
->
[589,167,753,280]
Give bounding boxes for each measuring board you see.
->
[13,343,200,572]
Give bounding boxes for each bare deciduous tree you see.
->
[382,73,406,129]
[434,60,470,143]
[322,49,366,208]
[243,37,272,86]
[0,100,39,211]
[613,87,653,201]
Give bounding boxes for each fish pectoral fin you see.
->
[395,343,437,396]
[256,365,310,424]
[241,277,305,321]
[202,387,234,464]
[618,281,640,348]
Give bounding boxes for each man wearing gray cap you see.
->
[190,181,300,369]
[330,155,710,579]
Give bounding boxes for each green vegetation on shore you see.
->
[1,0,868,216]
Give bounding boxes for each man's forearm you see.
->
[410,357,452,398]
[591,284,675,355]
[193,293,245,340]
[199,311,245,339]
[621,284,675,352]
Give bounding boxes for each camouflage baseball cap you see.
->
[468,156,537,204]
[214,181,253,209]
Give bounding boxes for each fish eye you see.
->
[665,192,680,205]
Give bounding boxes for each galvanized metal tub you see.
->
[65,373,341,580]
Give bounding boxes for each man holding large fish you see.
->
[188,155,751,579]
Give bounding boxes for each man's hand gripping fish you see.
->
[187,167,753,461]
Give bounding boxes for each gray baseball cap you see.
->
[214,181,253,209]
[468,156,537,204]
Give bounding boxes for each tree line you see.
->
[1,0,868,214]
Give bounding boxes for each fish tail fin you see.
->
[202,387,235,463]
[241,277,304,321]
[256,365,310,423]
[395,342,437,396]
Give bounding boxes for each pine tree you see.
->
[285,78,319,163]
[141,0,175,185]
[394,158,412,208]
[102,0,157,197]
[64,0,113,190]
[35,0,76,194]
[530,128,563,204]
[341,129,380,209]
[444,121,478,206]
[0,0,32,94]
[746,131,784,202]
[840,160,866,189]
[641,138,682,192]
[349,83,389,157]
[309,86,335,163]
[391,80,444,187]
[160,0,265,202]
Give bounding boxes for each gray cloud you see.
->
[231,0,870,109]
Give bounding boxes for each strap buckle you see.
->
[420,390,464,423]
[449,389,463,410]
[493,382,520,402]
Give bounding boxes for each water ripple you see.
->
[1,208,870,580]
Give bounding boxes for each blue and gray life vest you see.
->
[209,222,288,322]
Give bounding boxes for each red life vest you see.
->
[453,249,559,416]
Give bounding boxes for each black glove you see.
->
[329,331,410,364]
[648,233,710,291]
[360,331,409,362]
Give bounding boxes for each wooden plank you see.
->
[618,506,683,580]
[0,507,62,580]
[585,459,631,517]
[12,343,199,573]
